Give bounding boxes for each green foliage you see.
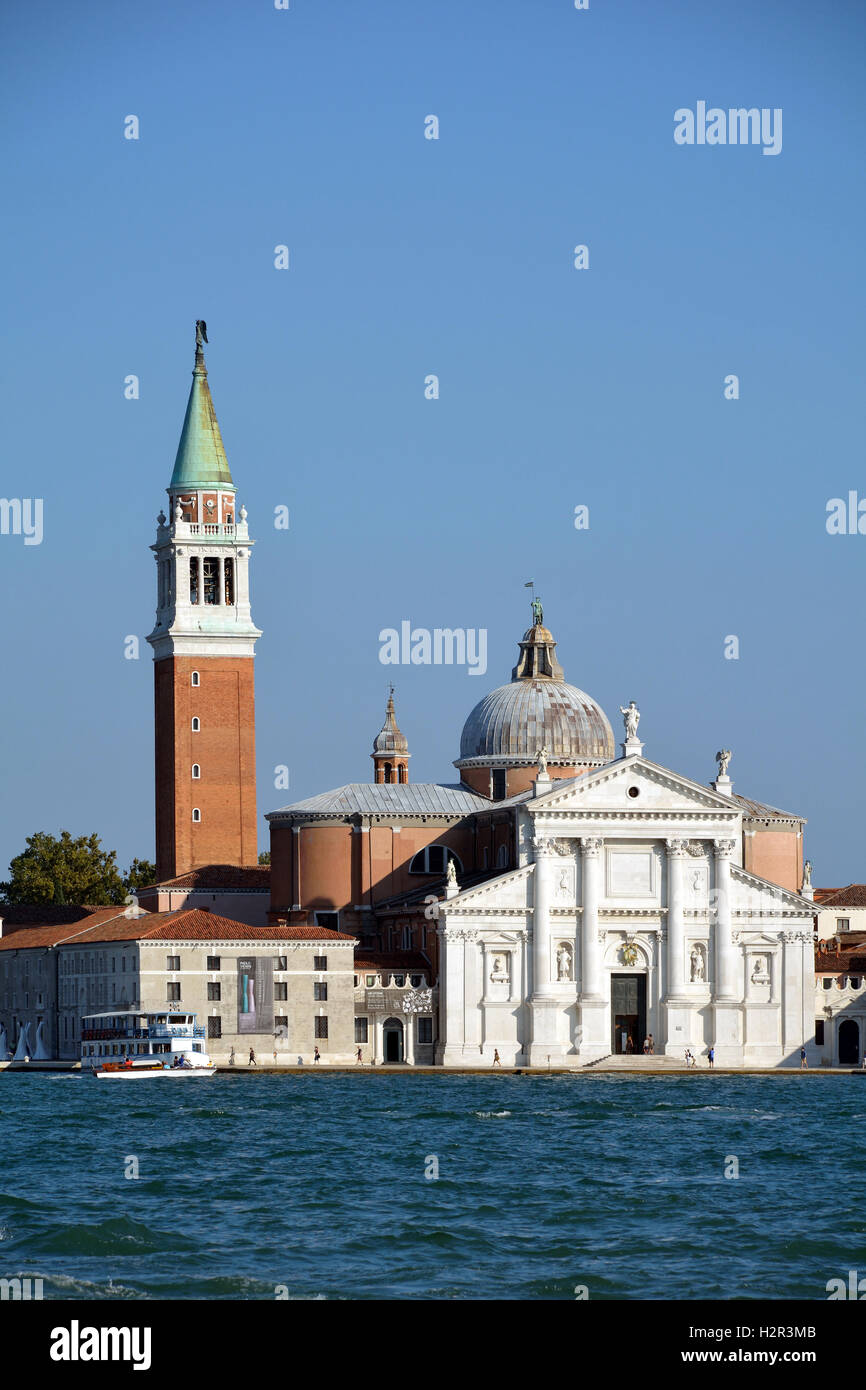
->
[123,858,157,893]
[258,850,271,865]
[1,831,127,905]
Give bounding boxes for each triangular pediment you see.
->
[445,863,533,912]
[731,865,816,917]
[528,757,739,815]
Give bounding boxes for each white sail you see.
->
[12,1022,31,1062]
[33,1021,51,1060]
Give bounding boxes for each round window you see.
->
[627,786,640,799]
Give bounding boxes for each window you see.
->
[837,918,851,932]
[203,556,219,604]
[497,844,509,869]
[409,846,463,875]
[354,1018,368,1043]
[192,717,200,732]
[191,670,200,687]
[822,977,832,990]
[275,983,288,1001]
[314,911,339,930]
[393,975,405,988]
[815,1020,825,1045]
[314,1017,329,1039]
[313,956,328,971]
[224,557,234,605]
[418,1018,433,1044]
[482,846,489,869]
[207,1017,222,1039]
[851,977,862,990]
[410,974,422,988]
[192,808,201,822]
[274,956,287,971]
[207,982,221,1001]
[365,974,376,987]
[192,764,201,779]
[314,982,327,1001]
[166,956,180,971]
[492,769,507,800]
[206,956,221,971]
[189,559,199,606]
[167,982,181,1002]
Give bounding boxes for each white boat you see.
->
[81,1010,216,1078]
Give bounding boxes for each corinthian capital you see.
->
[580,837,603,856]
[714,839,737,858]
[532,835,552,857]
[666,838,688,856]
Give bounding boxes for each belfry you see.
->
[147,323,261,880]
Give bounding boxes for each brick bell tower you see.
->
[147,321,261,881]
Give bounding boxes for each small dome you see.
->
[373,692,408,755]
[455,613,615,769]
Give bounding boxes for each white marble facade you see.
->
[436,756,815,1068]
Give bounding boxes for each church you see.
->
[144,326,818,1069]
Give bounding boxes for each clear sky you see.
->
[1,0,864,884]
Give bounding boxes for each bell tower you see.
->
[147,322,261,881]
[371,688,410,784]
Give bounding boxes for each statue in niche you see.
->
[691,869,703,892]
[556,944,573,981]
[715,749,732,777]
[690,945,705,982]
[620,701,640,739]
[490,955,509,983]
[751,956,770,985]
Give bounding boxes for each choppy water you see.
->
[0,1073,863,1299]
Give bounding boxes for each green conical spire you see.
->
[170,322,235,491]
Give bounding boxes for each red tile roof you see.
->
[354,952,431,973]
[814,885,866,908]
[141,865,271,891]
[0,907,354,951]
[0,903,121,928]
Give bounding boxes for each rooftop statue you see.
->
[715,749,732,777]
[195,319,208,348]
[620,700,640,739]
[531,595,543,626]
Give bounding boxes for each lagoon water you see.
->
[1,1072,862,1300]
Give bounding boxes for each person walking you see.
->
[313,1045,321,1063]
[248,1047,257,1066]
[273,1048,278,1066]
[493,1049,501,1067]
[356,1047,363,1064]
[800,1046,808,1069]
[642,1037,650,1055]
[647,1034,655,1055]
[707,1045,715,1069]
[626,1036,634,1055]
[229,1046,236,1066]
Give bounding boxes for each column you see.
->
[437,924,466,1066]
[580,837,603,998]
[404,1013,415,1066]
[713,840,738,999]
[217,556,224,603]
[532,837,553,996]
[711,838,742,1063]
[665,839,687,997]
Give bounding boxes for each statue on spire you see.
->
[195,319,208,348]
[531,595,543,626]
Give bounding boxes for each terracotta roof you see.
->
[814,885,866,908]
[0,907,141,948]
[141,865,270,891]
[354,952,430,973]
[0,903,120,927]
[815,935,866,973]
[0,908,354,951]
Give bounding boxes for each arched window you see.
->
[482,846,489,869]
[409,846,463,875]
[224,557,234,605]
[192,808,201,823]
[191,717,200,732]
[496,844,509,869]
[192,764,201,779]
[383,762,393,784]
[189,558,199,605]
[191,671,200,687]
[398,764,408,784]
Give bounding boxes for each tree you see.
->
[1,831,126,905]
[258,851,271,865]
[123,858,157,893]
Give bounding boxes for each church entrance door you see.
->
[611,974,647,1055]
[838,1018,859,1065]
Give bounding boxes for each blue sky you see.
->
[1,0,864,883]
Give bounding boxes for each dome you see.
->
[458,678,614,765]
[372,691,408,756]
[455,615,615,770]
